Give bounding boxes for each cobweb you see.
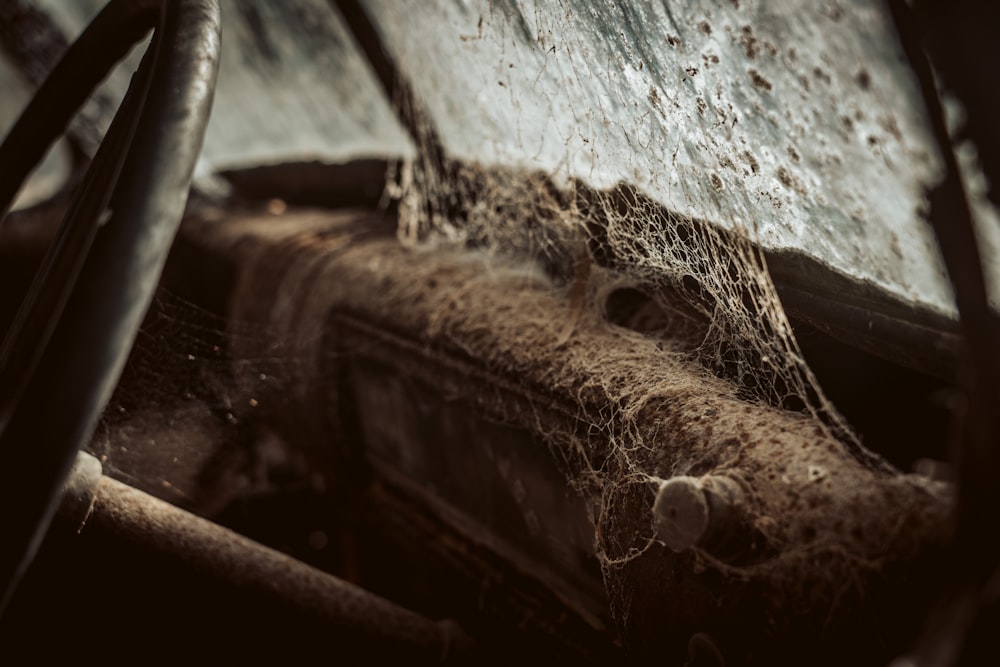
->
[83,0,946,654]
[88,287,322,518]
[377,0,872,444]
[368,0,948,649]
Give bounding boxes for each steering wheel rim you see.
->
[0,0,220,610]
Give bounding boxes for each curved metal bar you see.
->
[52,451,475,661]
[0,0,161,220]
[888,0,1000,576]
[887,3,1000,664]
[0,0,221,611]
[0,35,157,436]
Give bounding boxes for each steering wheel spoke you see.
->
[0,0,220,611]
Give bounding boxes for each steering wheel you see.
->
[0,0,220,609]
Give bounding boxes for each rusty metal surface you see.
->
[72,462,472,661]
